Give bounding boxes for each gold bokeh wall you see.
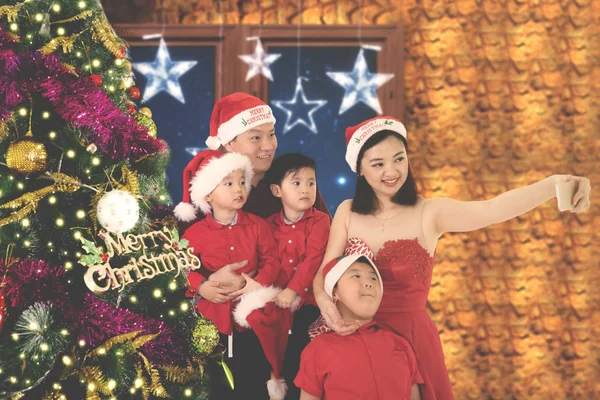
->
[106,1,600,398]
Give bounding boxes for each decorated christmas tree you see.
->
[0,1,221,398]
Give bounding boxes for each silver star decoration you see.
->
[133,38,197,103]
[185,147,206,157]
[238,38,281,81]
[272,78,327,134]
[326,49,394,114]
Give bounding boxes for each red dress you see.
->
[345,237,454,400]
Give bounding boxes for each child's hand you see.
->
[229,273,262,300]
[198,281,231,304]
[275,288,298,309]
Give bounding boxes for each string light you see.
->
[49,196,57,204]
[35,13,44,21]
[153,289,162,298]
[180,302,189,311]
[9,376,17,384]
[78,1,86,8]
[130,296,138,303]
[115,59,123,66]
[97,348,106,355]
[168,310,175,316]
[134,379,143,388]
[49,131,57,139]
[184,389,192,397]
[19,353,26,359]
[91,157,101,166]
[42,111,50,119]
[88,383,96,391]
[76,51,82,57]
[17,182,24,189]
[52,4,61,12]
[108,380,116,390]
[18,108,27,116]
[66,150,76,158]
[57,27,65,36]
[47,242,53,247]
[62,356,72,365]
[168,281,177,290]
[40,343,49,352]
[129,388,136,394]
[11,333,19,341]
[74,231,82,240]
[60,329,69,336]
[108,85,115,92]
[56,218,64,227]
[78,340,86,347]
[76,210,86,219]
[64,262,73,270]
[92,59,101,68]
[10,23,18,32]
[24,240,31,247]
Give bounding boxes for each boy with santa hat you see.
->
[294,254,424,400]
[175,149,280,399]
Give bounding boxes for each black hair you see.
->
[264,153,317,186]
[351,130,417,214]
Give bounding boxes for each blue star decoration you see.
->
[271,77,328,134]
[133,38,198,104]
[326,48,394,115]
[238,38,282,81]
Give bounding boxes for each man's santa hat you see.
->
[345,116,407,173]
[233,287,301,400]
[206,92,277,150]
[323,254,383,299]
[173,150,253,222]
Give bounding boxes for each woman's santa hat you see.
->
[173,150,253,222]
[345,116,407,173]
[206,92,277,150]
[323,254,384,299]
[233,287,301,400]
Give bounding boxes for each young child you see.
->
[295,254,423,400]
[174,149,280,400]
[266,153,331,397]
[232,154,330,400]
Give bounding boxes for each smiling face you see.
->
[333,261,383,321]
[206,169,248,212]
[358,135,409,199]
[224,122,277,177]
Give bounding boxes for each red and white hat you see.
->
[323,254,383,299]
[345,116,407,173]
[205,92,277,150]
[233,287,301,400]
[173,150,253,221]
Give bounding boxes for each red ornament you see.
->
[116,46,126,60]
[0,291,6,333]
[90,74,103,86]
[129,87,141,101]
[128,103,137,114]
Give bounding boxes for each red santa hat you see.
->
[173,150,253,221]
[233,287,302,400]
[206,92,277,150]
[323,254,383,299]
[345,116,407,173]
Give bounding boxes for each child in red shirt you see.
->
[265,153,331,398]
[295,254,423,400]
[175,149,280,400]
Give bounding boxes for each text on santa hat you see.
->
[354,120,394,144]
[241,108,273,127]
[81,227,201,293]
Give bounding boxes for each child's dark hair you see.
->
[352,130,417,214]
[265,153,317,186]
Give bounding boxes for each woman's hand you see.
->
[319,296,359,336]
[275,288,298,309]
[197,281,230,304]
[229,273,262,299]
[562,175,591,213]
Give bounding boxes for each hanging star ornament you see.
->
[133,38,198,103]
[326,49,394,115]
[272,78,327,134]
[238,38,281,81]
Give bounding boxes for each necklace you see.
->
[371,209,404,232]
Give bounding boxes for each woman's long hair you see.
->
[351,130,417,215]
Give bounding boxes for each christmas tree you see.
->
[0,1,220,398]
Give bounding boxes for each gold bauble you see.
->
[191,317,220,356]
[139,107,152,119]
[6,139,48,174]
[134,113,157,138]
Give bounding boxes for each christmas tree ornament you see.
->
[90,74,103,86]
[116,45,126,59]
[133,38,197,104]
[128,86,141,101]
[326,48,394,115]
[86,143,98,154]
[127,103,137,114]
[139,107,152,119]
[96,190,140,233]
[6,138,48,174]
[238,37,281,82]
[135,113,157,138]
[191,317,220,356]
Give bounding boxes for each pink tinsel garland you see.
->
[0,28,166,160]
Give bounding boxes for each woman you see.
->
[312,116,591,399]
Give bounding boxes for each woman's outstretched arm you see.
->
[428,175,591,236]
[313,199,360,335]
